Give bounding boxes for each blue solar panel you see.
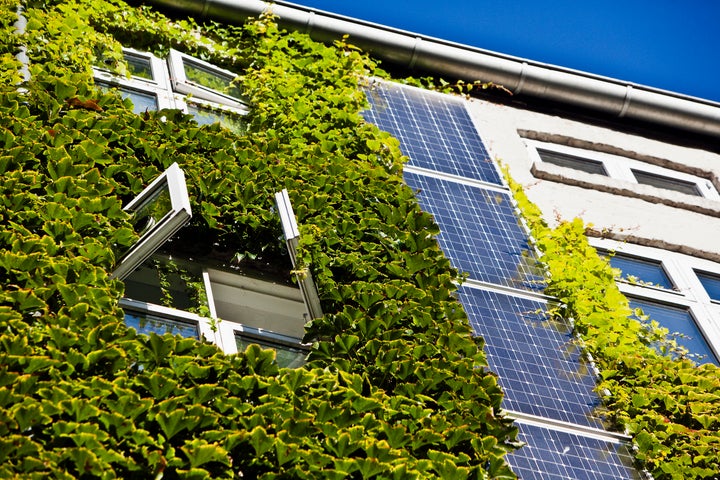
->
[458,286,603,428]
[508,423,640,480]
[405,172,544,291]
[363,81,502,184]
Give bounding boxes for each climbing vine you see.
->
[0,0,518,478]
[506,169,720,479]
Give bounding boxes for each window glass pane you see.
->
[123,256,206,312]
[235,334,306,368]
[538,149,608,176]
[131,184,173,237]
[98,82,158,114]
[696,270,720,302]
[608,253,673,289]
[119,87,158,114]
[183,59,242,100]
[631,169,701,196]
[124,54,153,80]
[187,104,245,135]
[125,311,199,339]
[629,298,718,365]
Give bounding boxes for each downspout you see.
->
[145,0,720,138]
[14,4,30,87]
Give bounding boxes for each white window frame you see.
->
[94,48,247,121]
[275,189,324,320]
[112,162,192,280]
[167,49,247,110]
[120,254,311,360]
[94,48,176,111]
[527,140,719,201]
[590,237,720,363]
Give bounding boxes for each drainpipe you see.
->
[145,0,720,138]
[14,4,30,86]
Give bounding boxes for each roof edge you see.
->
[145,0,720,137]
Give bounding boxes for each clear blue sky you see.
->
[285,0,720,103]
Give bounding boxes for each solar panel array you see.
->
[363,81,638,478]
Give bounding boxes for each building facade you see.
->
[2,0,720,478]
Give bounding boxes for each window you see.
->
[121,253,311,365]
[275,189,324,320]
[592,238,720,365]
[537,149,608,176]
[235,333,307,369]
[606,252,674,290]
[167,50,245,109]
[112,162,192,281]
[628,298,717,365]
[116,188,321,366]
[528,140,719,201]
[696,270,720,303]
[94,48,247,128]
[630,169,701,196]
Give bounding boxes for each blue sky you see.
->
[286,0,720,103]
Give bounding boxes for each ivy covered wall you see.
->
[2,0,719,478]
[0,0,518,478]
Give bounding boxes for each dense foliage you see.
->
[507,172,720,479]
[0,0,518,478]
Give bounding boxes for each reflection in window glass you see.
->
[629,298,718,365]
[188,104,245,134]
[184,59,242,100]
[124,54,153,80]
[235,335,306,368]
[631,169,701,196]
[538,149,608,176]
[608,253,673,289]
[131,185,173,237]
[98,82,158,114]
[696,270,720,302]
[125,311,199,339]
[119,87,158,114]
[124,256,205,311]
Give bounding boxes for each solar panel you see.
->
[508,423,640,480]
[363,81,502,184]
[458,286,603,428]
[405,172,544,291]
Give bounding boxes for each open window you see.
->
[275,189,324,320]
[168,49,246,110]
[112,163,192,280]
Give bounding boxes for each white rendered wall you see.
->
[466,99,720,261]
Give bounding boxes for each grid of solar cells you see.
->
[458,285,603,427]
[405,172,544,291]
[363,81,502,184]
[507,423,640,480]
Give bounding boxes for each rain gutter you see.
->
[145,0,720,138]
